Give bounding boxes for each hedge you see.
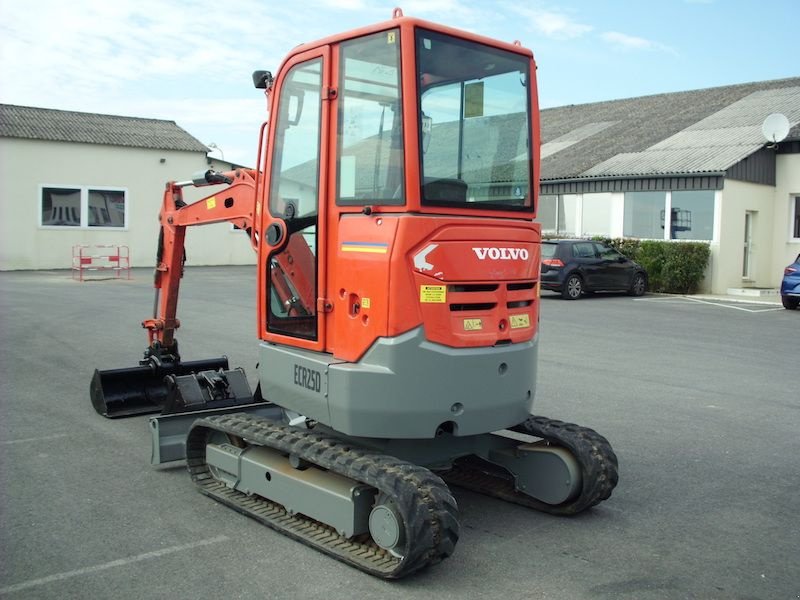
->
[592,237,711,294]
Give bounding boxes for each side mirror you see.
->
[253,70,274,90]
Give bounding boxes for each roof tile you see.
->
[540,77,800,181]
[0,104,208,153]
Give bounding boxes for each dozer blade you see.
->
[90,357,229,418]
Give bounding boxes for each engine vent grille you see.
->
[447,281,537,312]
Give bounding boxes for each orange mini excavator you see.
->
[91,9,618,579]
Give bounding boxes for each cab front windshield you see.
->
[417,30,533,211]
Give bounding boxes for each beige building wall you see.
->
[0,138,257,270]
[772,153,800,278]
[713,180,775,293]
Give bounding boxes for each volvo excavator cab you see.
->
[254,17,544,439]
[91,9,618,580]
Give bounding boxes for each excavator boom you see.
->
[91,169,262,418]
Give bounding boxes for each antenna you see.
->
[761,113,790,147]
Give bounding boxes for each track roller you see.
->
[441,415,618,515]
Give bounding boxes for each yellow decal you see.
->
[206,196,217,210]
[463,318,483,331]
[510,314,530,329]
[361,298,371,309]
[387,31,396,44]
[420,285,447,303]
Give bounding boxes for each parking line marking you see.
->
[0,535,229,595]
[633,297,690,304]
[634,296,783,313]
[0,433,69,445]
[680,297,783,313]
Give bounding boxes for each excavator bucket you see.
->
[90,357,230,418]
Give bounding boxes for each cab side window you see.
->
[267,58,323,340]
[336,30,404,205]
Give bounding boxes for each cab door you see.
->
[260,48,330,351]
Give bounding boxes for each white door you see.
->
[742,211,755,279]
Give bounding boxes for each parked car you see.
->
[781,253,800,310]
[540,239,647,300]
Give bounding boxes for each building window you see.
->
[41,186,127,228]
[623,190,715,240]
[624,191,666,239]
[793,196,800,240]
[537,193,606,238]
[669,190,714,240]
[536,194,558,232]
[581,192,613,237]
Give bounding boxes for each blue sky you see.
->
[1,0,797,166]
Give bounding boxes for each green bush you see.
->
[662,242,711,294]
[593,237,642,260]
[590,236,710,293]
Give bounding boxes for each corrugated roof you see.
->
[582,146,761,177]
[582,85,800,177]
[540,77,800,181]
[541,121,616,159]
[0,104,208,153]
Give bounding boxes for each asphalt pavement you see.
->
[0,267,797,600]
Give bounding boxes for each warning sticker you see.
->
[420,285,446,303]
[463,318,483,331]
[361,298,371,309]
[510,314,530,329]
[206,196,217,210]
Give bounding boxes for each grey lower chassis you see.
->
[149,402,283,465]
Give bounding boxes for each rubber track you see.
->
[185,413,459,579]
[441,416,619,515]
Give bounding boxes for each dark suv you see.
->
[540,239,647,300]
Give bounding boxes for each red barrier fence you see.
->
[72,245,131,281]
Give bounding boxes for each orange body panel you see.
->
[327,215,400,361]
[327,215,540,362]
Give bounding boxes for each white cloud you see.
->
[0,0,307,164]
[533,11,593,39]
[312,0,370,9]
[401,0,464,14]
[505,5,592,40]
[601,31,678,55]
[0,0,297,98]
[601,31,651,49]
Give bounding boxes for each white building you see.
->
[0,105,257,271]
[537,77,800,294]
